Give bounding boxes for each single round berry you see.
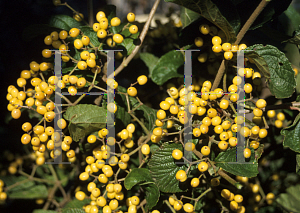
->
[267,110,276,118]
[222,43,231,51]
[190,177,200,187]
[69,28,80,37]
[234,194,243,203]
[173,200,183,211]
[184,142,195,151]
[183,203,194,213]
[212,36,222,45]
[127,12,135,22]
[277,112,285,121]
[194,37,203,47]
[129,25,138,34]
[172,149,183,160]
[275,120,283,128]
[127,87,137,96]
[113,34,124,44]
[75,191,86,201]
[244,148,251,158]
[199,24,210,34]
[221,189,231,199]
[259,129,268,138]
[137,75,148,85]
[111,17,121,27]
[224,51,233,60]
[256,99,267,108]
[212,45,222,53]
[175,170,187,182]
[198,162,208,172]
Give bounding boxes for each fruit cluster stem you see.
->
[211,0,270,91]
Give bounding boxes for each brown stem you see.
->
[108,0,161,79]
[87,0,93,27]
[211,0,270,91]
[234,0,270,45]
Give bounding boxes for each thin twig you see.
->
[211,0,270,91]
[87,0,94,27]
[234,0,270,45]
[108,0,161,79]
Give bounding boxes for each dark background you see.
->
[0,0,300,212]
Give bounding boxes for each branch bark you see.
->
[211,0,270,91]
[107,0,161,79]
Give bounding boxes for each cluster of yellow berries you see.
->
[168,196,194,212]
[150,79,268,158]
[6,62,56,119]
[6,70,81,163]
[88,123,136,148]
[75,122,141,212]
[194,24,247,62]
[267,110,285,128]
[93,11,138,46]
[21,122,79,164]
[221,189,245,212]
[76,152,140,213]
[235,176,275,210]
[211,36,247,60]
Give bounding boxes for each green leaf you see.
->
[148,143,188,193]
[246,44,296,99]
[64,104,107,142]
[33,210,58,213]
[180,7,201,28]
[49,15,83,31]
[0,176,48,199]
[124,168,160,211]
[150,144,160,154]
[284,31,300,46]
[281,113,300,153]
[111,23,125,35]
[276,184,300,212]
[143,184,160,211]
[151,50,184,85]
[165,0,237,43]
[62,208,86,213]
[63,198,91,209]
[124,168,153,190]
[139,53,159,77]
[283,5,300,31]
[62,67,77,74]
[215,147,259,178]
[120,38,137,55]
[255,144,264,160]
[296,154,300,174]
[78,26,101,47]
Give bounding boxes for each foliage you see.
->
[2,0,300,213]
